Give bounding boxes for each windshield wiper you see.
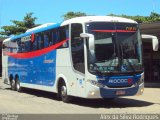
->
[96,58,114,63]
[90,63,103,75]
[120,45,136,73]
[125,58,136,72]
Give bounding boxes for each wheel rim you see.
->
[11,80,15,89]
[61,86,67,98]
[16,81,20,91]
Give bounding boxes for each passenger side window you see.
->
[44,32,49,48]
[52,29,59,44]
[24,41,31,52]
[59,25,69,48]
[37,33,42,50]
[33,34,38,50]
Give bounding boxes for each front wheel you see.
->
[59,82,71,103]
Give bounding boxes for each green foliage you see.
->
[63,11,160,23]
[62,11,87,20]
[0,12,37,36]
[108,12,160,23]
[1,11,159,37]
[23,12,37,28]
[0,36,6,41]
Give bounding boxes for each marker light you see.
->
[140,88,144,93]
[91,92,95,96]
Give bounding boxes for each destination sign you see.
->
[126,27,137,31]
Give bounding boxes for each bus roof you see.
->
[25,23,56,33]
[9,22,61,41]
[62,16,137,25]
[7,16,137,41]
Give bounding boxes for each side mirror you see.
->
[152,37,159,51]
[80,33,95,51]
[141,34,159,51]
[80,33,96,62]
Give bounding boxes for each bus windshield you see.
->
[86,22,143,75]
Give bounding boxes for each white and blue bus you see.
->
[2,16,156,103]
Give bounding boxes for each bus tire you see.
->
[15,78,22,92]
[59,81,71,103]
[11,79,16,91]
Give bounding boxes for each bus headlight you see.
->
[87,80,105,88]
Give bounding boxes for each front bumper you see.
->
[100,83,144,98]
[86,83,144,98]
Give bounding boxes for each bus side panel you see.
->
[55,48,79,96]
[8,50,57,87]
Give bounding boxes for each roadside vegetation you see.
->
[0,11,160,38]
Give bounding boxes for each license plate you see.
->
[116,90,126,95]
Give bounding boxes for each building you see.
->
[140,22,160,84]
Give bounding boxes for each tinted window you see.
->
[59,25,69,48]
[59,26,69,41]
[71,23,85,73]
[36,33,42,50]
[51,29,58,45]
[33,34,38,50]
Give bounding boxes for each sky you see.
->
[0,0,160,28]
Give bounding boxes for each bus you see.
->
[141,34,159,51]
[2,16,158,103]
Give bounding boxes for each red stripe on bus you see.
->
[92,30,136,33]
[6,38,69,59]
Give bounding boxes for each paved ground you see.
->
[0,78,160,114]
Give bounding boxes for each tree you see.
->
[0,12,37,36]
[0,36,6,41]
[62,11,87,20]
[108,12,160,23]
[147,12,160,22]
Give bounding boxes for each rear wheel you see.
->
[11,79,16,91]
[16,78,22,92]
[58,81,71,103]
